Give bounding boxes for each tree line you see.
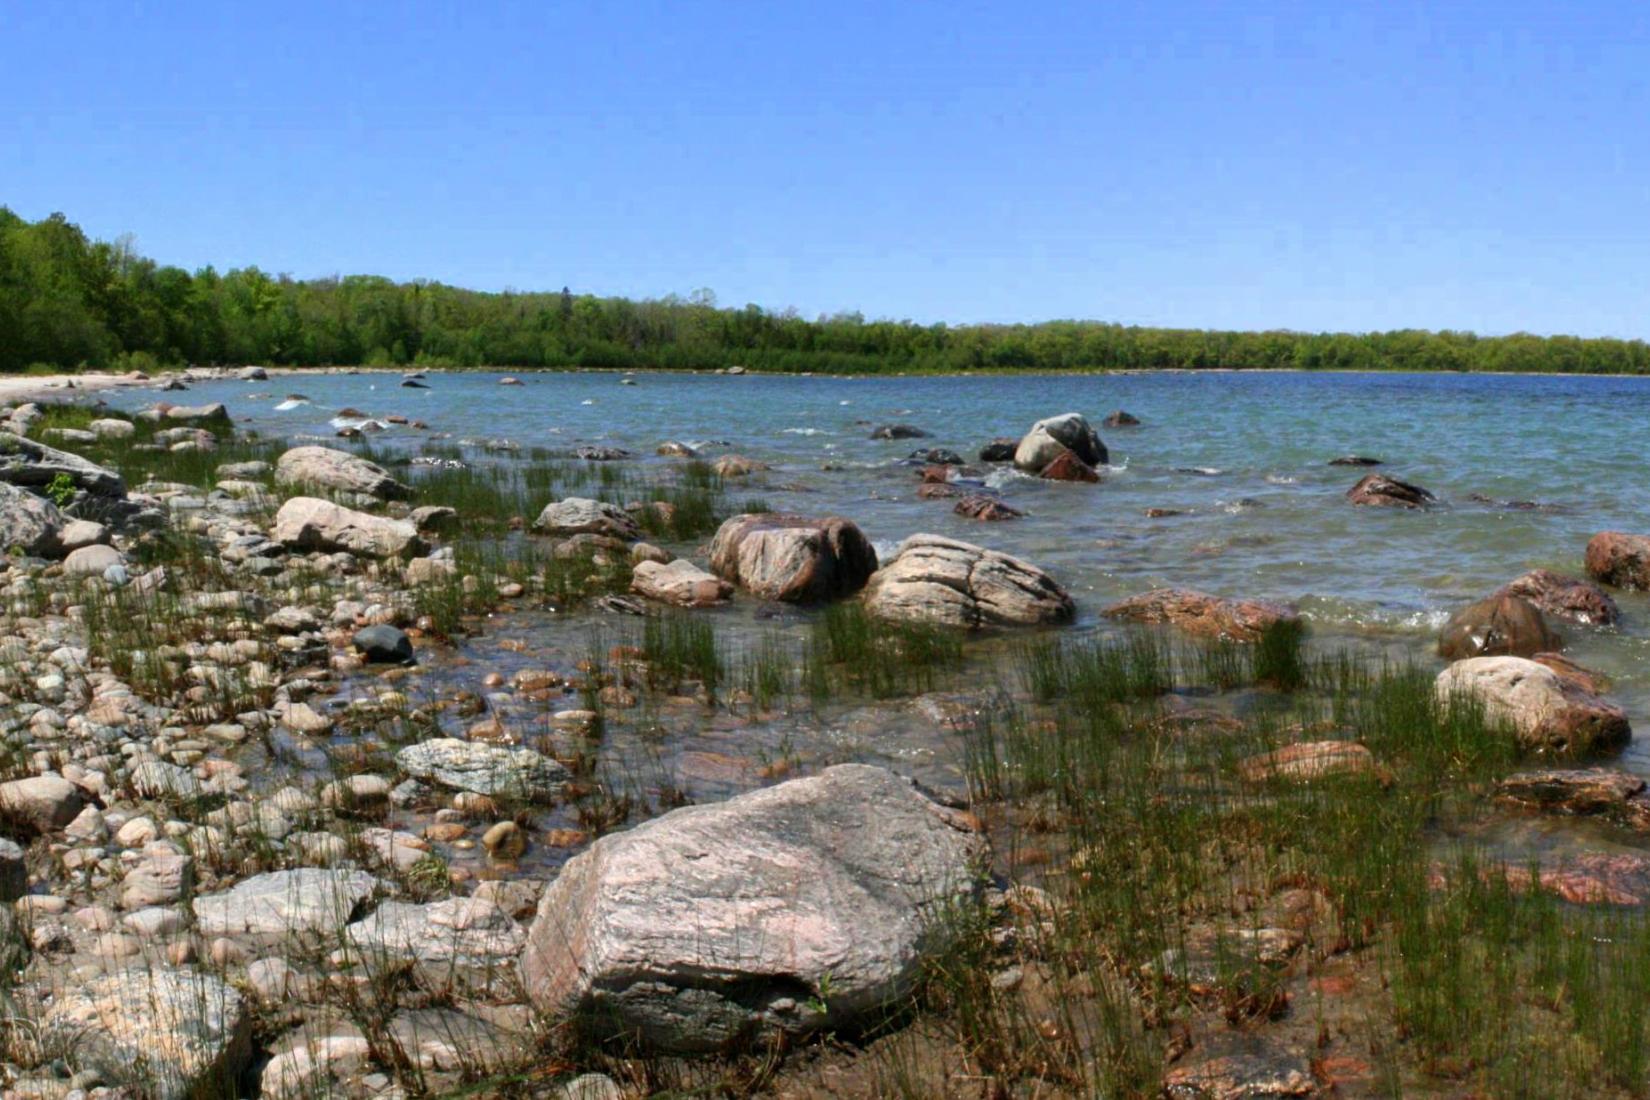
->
[5,205,1650,376]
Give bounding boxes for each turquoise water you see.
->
[108,368,1650,775]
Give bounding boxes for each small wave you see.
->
[330,416,389,431]
[782,427,826,435]
[581,399,595,406]
[274,398,310,411]
[1265,474,1297,485]
[1175,466,1225,477]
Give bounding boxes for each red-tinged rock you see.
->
[1532,652,1611,694]
[1038,449,1100,483]
[1346,473,1435,508]
[918,465,952,484]
[916,483,959,500]
[1495,768,1646,816]
[1437,593,1559,661]
[1237,741,1376,784]
[1500,568,1620,626]
[1162,1035,1316,1099]
[1103,587,1299,642]
[708,513,878,603]
[1585,531,1650,590]
[954,495,1022,521]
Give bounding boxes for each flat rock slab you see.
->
[520,763,983,1052]
[396,737,568,801]
[0,432,126,497]
[1103,587,1299,642]
[192,867,378,940]
[1162,1033,1316,1098]
[45,967,251,1100]
[862,533,1074,628]
[1434,853,1650,907]
[1495,768,1650,825]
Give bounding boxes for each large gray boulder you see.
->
[0,432,126,497]
[0,481,65,557]
[395,738,569,801]
[532,497,641,540]
[272,496,425,559]
[708,513,878,603]
[863,534,1074,628]
[276,445,412,501]
[45,967,252,1100]
[1012,412,1107,472]
[192,868,379,941]
[1436,656,1631,755]
[520,764,982,1052]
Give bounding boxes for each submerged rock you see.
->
[1500,568,1620,626]
[1329,455,1383,466]
[1038,449,1101,482]
[276,445,412,501]
[1495,768,1650,822]
[1585,531,1650,590]
[520,764,982,1052]
[396,737,569,801]
[272,496,425,559]
[870,424,928,439]
[1435,655,1630,755]
[709,513,878,603]
[1237,741,1377,784]
[1162,1034,1316,1099]
[863,534,1074,629]
[1438,594,1559,661]
[1346,473,1435,508]
[954,494,1022,521]
[1102,409,1141,427]
[532,497,642,541]
[1103,587,1299,642]
[631,558,734,607]
[1013,412,1107,472]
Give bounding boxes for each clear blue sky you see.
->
[4,1,1648,336]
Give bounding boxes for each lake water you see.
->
[103,368,1650,786]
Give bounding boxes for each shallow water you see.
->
[108,368,1650,787]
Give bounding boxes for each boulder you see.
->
[1102,410,1141,427]
[631,559,734,607]
[45,967,251,1100]
[909,447,964,465]
[238,365,268,380]
[275,445,411,501]
[0,481,65,556]
[409,505,458,533]
[88,417,135,439]
[1500,569,1620,626]
[533,497,642,540]
[1013,412,1107,471]
[709,513,878,603]
[863,534,1074,629]
[353,624,414,664]
[62,543,124,577]
[1585,532,1650,590]
[0,774,84,833]
[656,440,697,457]
[1435,656,1631,755]
[0,432,126,497]
[60,518,109,551]
[1346,473,1435,508]
[978,438,1017,462]
[395,738,569,801]
[1495,768,1649,819]
[272,497,425,559]
[1103,588,1299,641]
[870,424,928,440]
[163,402,232,425]
[1038,450,1101,482]
[520,764,982,1052]
[954,495,1022,521]
[193,868,379,940]
[711,454,766,477]
[346,896,526,1000]
[1438,594,1559,661]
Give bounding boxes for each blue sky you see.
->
[4,1,1648,336]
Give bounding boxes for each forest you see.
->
[5,205,1650,376]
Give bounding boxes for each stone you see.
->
[520,764,982,1052]
[1237,742,1377,784]
[532,497,642,540]
[1438,594,1559,661]
[192,868,378,940]
[1495,768,1648,818]
[712,454,766,477]
[347,896,527,1000]
[129,759,202,799]
[120,843,195,908]
[1103,587,1300,642]
[1102,409,1140,427]
[1013,412,1107,471]
[1037,449,1101,482]
[387,1006,533,1073]
[863,534,1074,629]
[708,512,878,603]
[88,417,135,439]
[977,438,1017,462]
[0,481,65,556]
[275,445,411,500]
[45,967,251,1100]
[0,837,25,901]
[62,543,124,576]
[164,402,231,425]
[1162,1034,1316,1099]
[953,494,1022,521]
[396,738,569,801]
[409,504,458,533]
[260,1025,373,1100]
[1435,656,1631,755]
[238,365,268,380]
[1500,569,1620,626]
[574,445,631,461]
[656,440,697,457]
[353,623,414,664]
[631,558,734,607]
[909,447,964,465]
[0,432,126,497]
[1329,455,1382,466]
[869,424,927,439]
[59,518,109,551]
[1346,473,1435,508]
[0,775,84,833]
[1586,531,1650,590]
[272,496,425,559]
[482,820,527,859]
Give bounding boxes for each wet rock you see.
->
[0,774,84,833]
[1238,741,1377,784]
[657,440,697,457]
[1494,852,1650,906]
[276,445,411,500]
[711,454,765,477]
[709,513,878,603]
[954,494,1022,521]
[353,624,414,664]
[631,558,734,607]
[1435,655,1630,755]
[45,967,251,1100]
[1533,652,1610,694]
[532,497,642,540]
[1038,449,1101,482]
[1500,569,1620,626]
[870,424,928,439]
[272,496,425,559]
[1162,1033,1316,1098]
[1438,594,1559,661]
[978,438,1017,462]
[1103,588,1299,642]
[483,820,527,859]
[395,737,569,801]
[1329,455,1382,466]
[347,896,526,1000]
[574,445,632,461]
[1013,412,1106,471]
[1102,410,1141,427]
[909,447,963,465]
[522,764,982,1052]
[1346,472,1435,508]
[192,868,379,940]
[1495,768,1648,819]
[863,534,1074,629]
[1586,531,1650,590]
[0,481,66,556]
[916,481,958,499]
[0,432,126,497]
[631,541,672,565]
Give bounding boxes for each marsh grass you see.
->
[804,602,964,700]
[637,611,723,699]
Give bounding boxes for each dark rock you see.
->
[401,378,429,388]
[353,625,414,665]
[954,495,1022,521]
[1038,450,1101,483]
[1162,1034,1315,1098]
[978,438,1017,462]
[1144,507,1185,518]
[1103,588,1299,641]
[1329,455,1383,466]
[917,483,959,499]
[1586,531,1650,590]
[1346,473,1435,508]
[573,445,633,461]
[1495,768,1648,819]
[870,424,928,440]
[1438,594,1559,661]
[1101,410,1140,427]
[908,448,963,465]
[1500,569,1619,626]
